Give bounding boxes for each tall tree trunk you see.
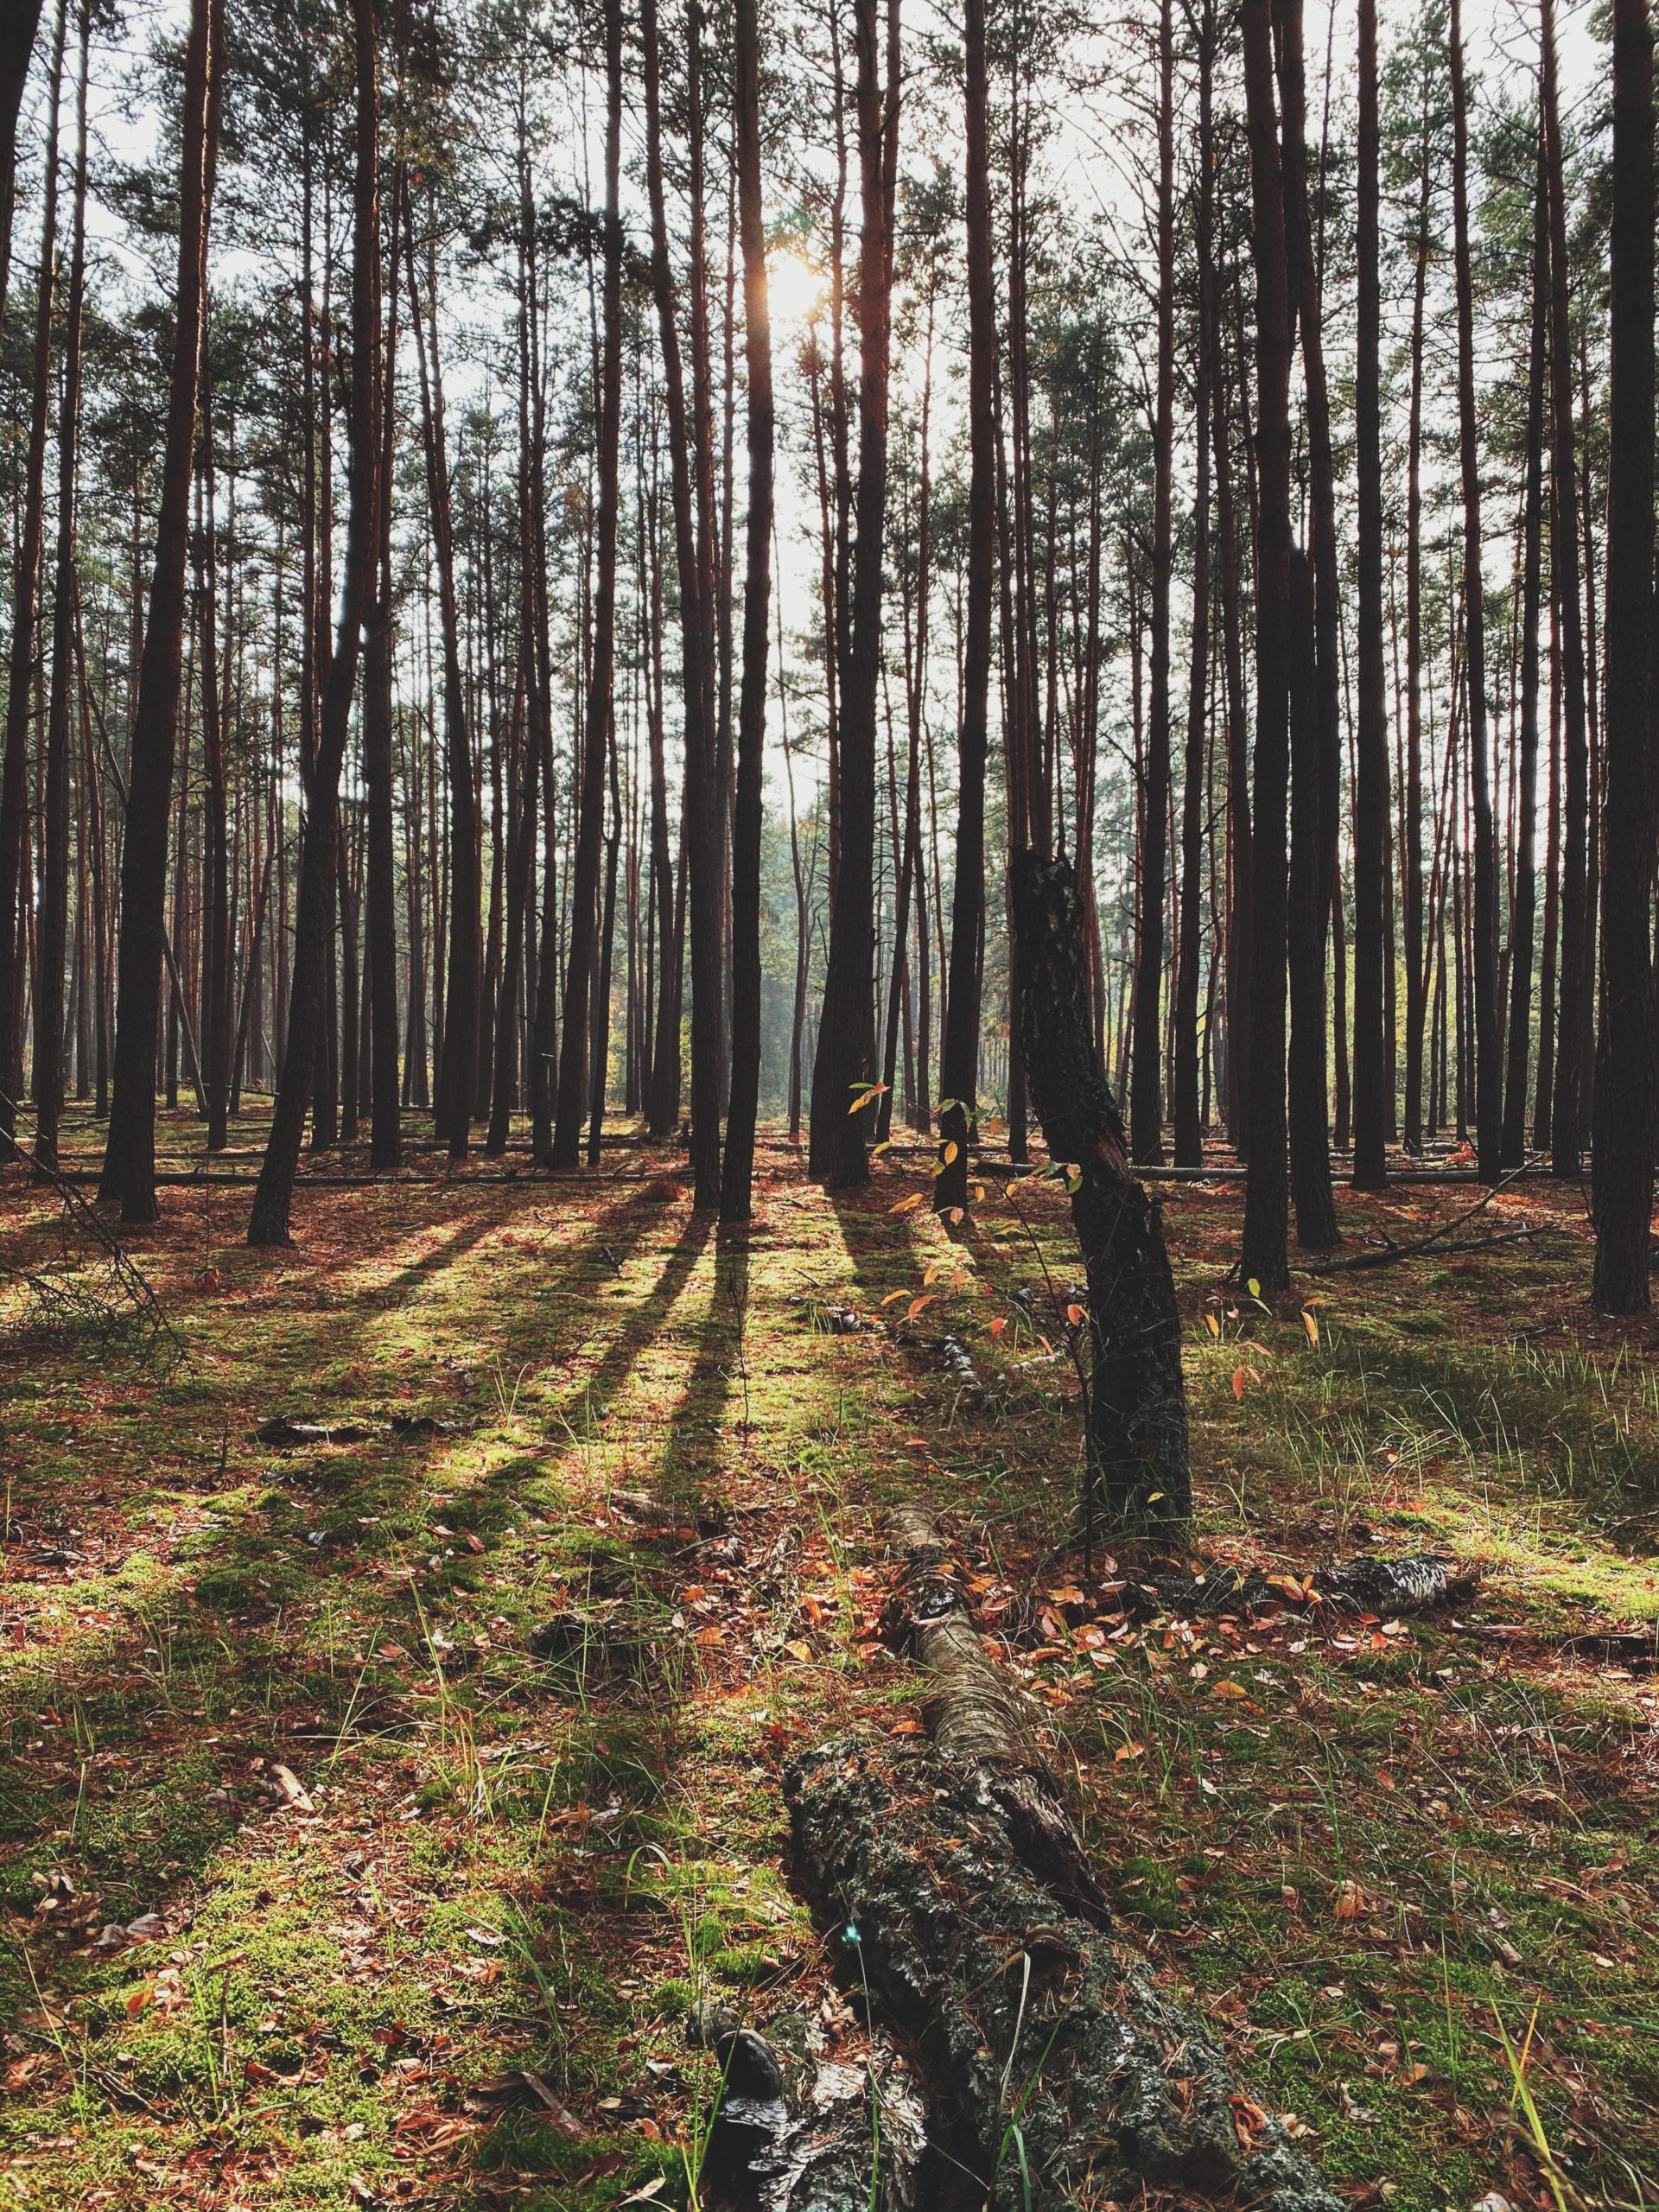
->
[1351,0,1390,1188]
[0,0,61,1142]
[1592,0,1655,1312]
[808,0,898,1191]
[1130,0,1175,1166]
[1172,0,1214,1172]
[552,0,623,1172]
[1238,0,1293,1293]
[720,0,774,1222]
[1541,0,1592,1175]
[1503,134,1548,1170]
[363,171,403,1169]
[246,0,378,1245]
[99,0,222,1217]
[1402,93,1431,1154]
[1450,0,1500,1181]
[408,219,479,1162]
[0,0,44,329]
[936,0,992,1217]
[643,0,721,1203]
[1287,550,1338,1247]
[31,0,87,1171]
[1277,0,1338,1239]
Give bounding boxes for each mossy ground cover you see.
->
[2,1112,1656,2209]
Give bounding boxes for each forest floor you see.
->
[2,1112,1658,2212]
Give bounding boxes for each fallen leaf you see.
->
[270,1764,315,1814]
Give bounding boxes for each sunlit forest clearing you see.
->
[6,0,1659,2197]
[3,1126,1658,2209]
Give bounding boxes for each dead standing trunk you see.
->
[1011,853,1190,1539]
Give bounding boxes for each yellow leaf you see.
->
[694,1624,724,1646]
[1205,1312,1221,1338]
[888,1192,924,1214]
[942,1140,959,1165]
[880,1288,908,1307]
[785,1639,813,1662]
[947,1206,965,1224]
[1115,1740,1145,1763]
[924,1263,943,1285]
[907,1294,935,1321]
[1247,1278,1261,1299]
[1333,1879,1367,1921]
[1300,1306,1319,1347]
[1211,1679,1249,1700]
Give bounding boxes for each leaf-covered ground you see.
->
[3,1113,1656,2210]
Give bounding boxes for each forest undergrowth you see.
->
[2,1115,1657,2212]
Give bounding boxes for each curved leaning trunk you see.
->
[1009,852,1190,1539]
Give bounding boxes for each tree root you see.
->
[782,1503,1344,2211]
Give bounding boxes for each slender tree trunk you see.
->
[1172,3,1214,1171]
[1592,0,1655,1311]
[809,0,898,1191]
[1541,0,1592,1174]
[1402,105,1431,1154]
[1503,137,1548,1170]
[363,172,402,1168]
[644,0,721,1204]
[246,0,378,1245]
[1450,0,1500,1181]
[1130,0,1175,1166]
[721,0,774,1222]
[552,0,623,1172]
[32,1,87,1171]
[936,0,991,1216]
[1277,0,1338,1239]
[1238,0,1293,1292]
[1351,0,1390,1188]
[99,0,222,1217]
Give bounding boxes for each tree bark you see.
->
[720,0,774,1223]
[1238,0,1293,1292]
[31,0,87,1172]
[1351,0,1390,1189]
[1012,854,1190,1538]
[1591,0,1655,1313]
[935,0,993,1217]
[1502,132,1548,1171]
[808,0,898,1191]
[1130,0,1175,1166]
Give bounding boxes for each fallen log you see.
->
[253,1414,453,1447]
[785,1505,1343,2212]
[1125,1551,1479,1625]
[693,2003,929,2209]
